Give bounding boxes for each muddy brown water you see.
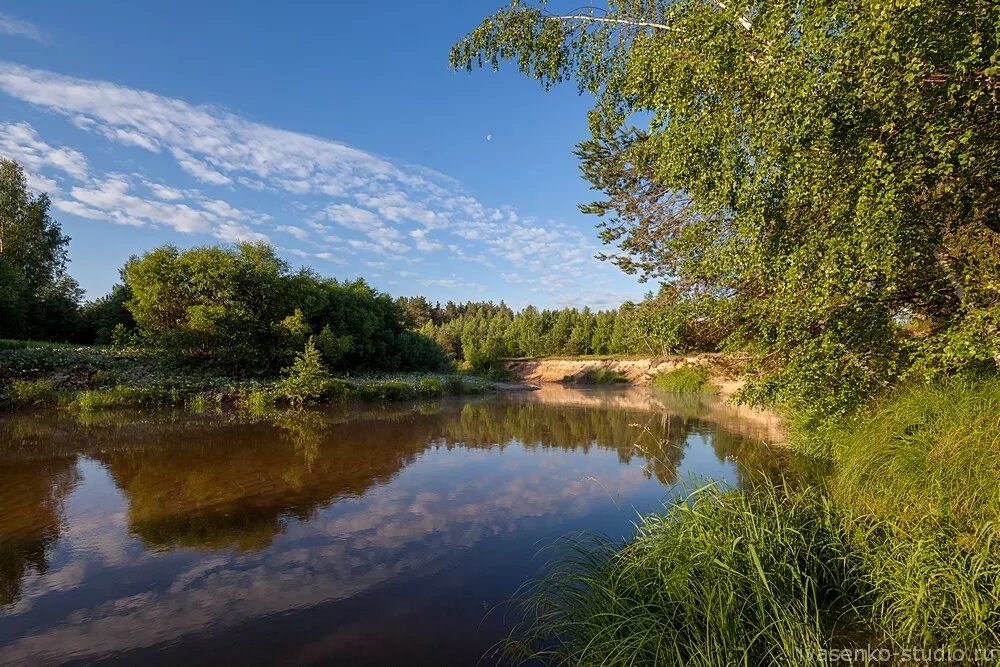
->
[0,387,787,665]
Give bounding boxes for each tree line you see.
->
[3,157,717,375]
[0,159,445,373]
[397,287,721,370]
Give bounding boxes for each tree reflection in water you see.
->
[0,388,792,611]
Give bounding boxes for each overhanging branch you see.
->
[545,14,679,32]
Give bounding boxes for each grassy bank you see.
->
[651,366,717,394]
[0,340,492,412]
[509,378,1000,665]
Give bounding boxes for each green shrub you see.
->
[358,380,418,402]
[323,378,353,402]
[89,369,119,387]
[242,388,278,414]
[651,366,715,393]
[4,379,59,407]
[276,338,331,406]
[563,368,628,385]
[315,324,352,366]
[109,323,139,349]
[417,377,444,396]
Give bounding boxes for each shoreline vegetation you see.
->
[2,0,999,659]
[447,0,1000,662]
[0,339,493,413]
[505,377,1000,665]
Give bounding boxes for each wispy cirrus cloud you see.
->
[0,12,45,42]
[0,61,639,306]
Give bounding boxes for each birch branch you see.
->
[545,14,679,32]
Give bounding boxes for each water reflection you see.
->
[0,387,786,665]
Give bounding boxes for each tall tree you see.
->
[0,158,80,339]
[453,0,1000,419]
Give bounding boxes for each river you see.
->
[0,385,785,665]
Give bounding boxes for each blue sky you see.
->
[0,1,646,308]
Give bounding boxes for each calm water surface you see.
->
[0,385,785,665]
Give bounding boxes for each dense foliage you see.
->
[452,0,1000,420]
[2,155,727,377]
[0,157,452,374]
[0,159,83,341]
[121,243,450,373]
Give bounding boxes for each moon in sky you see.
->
[486,134,492,141]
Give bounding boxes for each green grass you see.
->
[0,338,85,351]
[2,378,61,407]
[829,377,1000,527]
[509,377,1000,664]
[506,483,850,666]
[561,368,629,385]
[651,365,716,393]
[69,385,185,412]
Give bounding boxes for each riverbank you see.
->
[509,377,1000,664]
[504,354,746,398]
[0,340,494,412]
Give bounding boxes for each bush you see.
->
[3,379,60,407]
[651,366,715,393]
[562,368,628,385]
[417,377,444,396]
[276,338,330,406]
[356,380,418,402]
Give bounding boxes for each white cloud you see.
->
[56,173,270,243]
[0,12,44,42]
[276,225,310,241]
[409,229,442,252]
[0,62,642,306]
[0,122,88,180]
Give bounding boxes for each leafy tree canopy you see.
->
[122,243,451,373]
[0,158,81,340]
[452,0,1000,418]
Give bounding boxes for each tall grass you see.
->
[2,378,61,407]
[829,377,1000,526]
[70,385,183,412]
[651,366,715,394]
[828,377,1000,651]
[508,378,1000,664]
[506,483,851,666]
